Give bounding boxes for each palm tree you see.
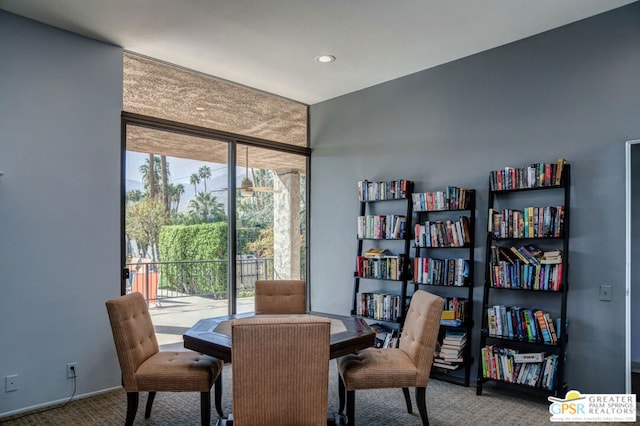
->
[160,155,170,211]
[188,191,226,223]
[198,165,212,192]
[169,183,185,213]
[190,173,201,195]
[139,155,161,199]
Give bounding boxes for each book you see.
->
[555,158,567,185]
[513,352,545,363]
[363,248,389,258]
[433,361,461,370]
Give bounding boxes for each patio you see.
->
[150,295,255,348]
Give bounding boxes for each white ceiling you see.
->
[0,0,635,105]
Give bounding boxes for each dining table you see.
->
[183,311,375,362]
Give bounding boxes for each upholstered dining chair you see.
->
[337,290,444,426]
[254,279,307,314]
[219,316,331,426]
[106,292,224,426]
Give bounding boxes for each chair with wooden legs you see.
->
[218,316,331,426]
[336,290,444,426]
[106,292,224,426]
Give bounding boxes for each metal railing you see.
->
[125,258,274,304]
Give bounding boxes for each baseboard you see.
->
[0,386,123,419]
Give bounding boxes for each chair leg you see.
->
[145,391,156,418]
[201,391,211,426]
[338,374,346,414]
[415,387,429,426]
[215,374,224,417]
[125,392,139,426]
[346,390,355,426]
[402,387,412,413]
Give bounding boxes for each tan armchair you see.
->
[254,279,306,314]
[220,316,331,426]
[106,292,224,425]
[337,290,444,426]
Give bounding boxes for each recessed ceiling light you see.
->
[316,55,336,64]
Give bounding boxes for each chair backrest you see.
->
[254,279,306,314]
[231,316,330,426]
[398,290,445,387]
[105,292,159,392]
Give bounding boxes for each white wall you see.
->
[310,3,640,393]
[0,11,123,415]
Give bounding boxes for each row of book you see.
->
[412,186,473,211]
[413,257,469,286]
[480,345,559,391]
[356,254,404,280]
[489,158,567,191]
[357,180,413,201]
[490,261,563,291]
[357,214,408,239]
[489,206,565,239]
[414,216,471,247]
[433,330,467,371]
[440,297,469,327]
[355,292,403,322]
[487,305,559,344]
[490,244,562,266]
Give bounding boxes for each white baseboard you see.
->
[0,386,123,419]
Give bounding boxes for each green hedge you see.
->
[159,223,228,296]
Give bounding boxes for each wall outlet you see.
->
[5,374,18,392]
[66,362,78,379]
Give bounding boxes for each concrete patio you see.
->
[150,295,255,349]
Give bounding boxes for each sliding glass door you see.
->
[122,118,309,347]
[234,144,307,313]
[124,122,231,348]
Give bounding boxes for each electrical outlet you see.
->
[66,362,78,379]
[5,374,18,392]
[600,285,612,302]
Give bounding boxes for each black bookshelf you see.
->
[352,180,414,340]
[477,162,570,398]
[412,187,476,387]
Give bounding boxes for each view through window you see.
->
[124,124,307,348]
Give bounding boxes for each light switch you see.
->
[599,285,612,301]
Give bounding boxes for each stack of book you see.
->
[489,244,563,291]
[433,330,467,370]
[439,297,468,327]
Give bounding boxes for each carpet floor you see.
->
[1,363,635,425]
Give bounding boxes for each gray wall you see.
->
[0,11,123,415]
[310,3,640,393]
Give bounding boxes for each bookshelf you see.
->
[476,160,570,398]
[352,179,414,343]
[412,187,475,386]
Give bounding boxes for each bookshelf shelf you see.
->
[477,161,570,398]
[412,187,476,387]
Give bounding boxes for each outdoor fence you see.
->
[125,258,274,304]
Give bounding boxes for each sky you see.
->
[126,151,244,198]
[125,151,244,210]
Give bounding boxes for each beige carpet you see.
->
[1,363,634,425]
